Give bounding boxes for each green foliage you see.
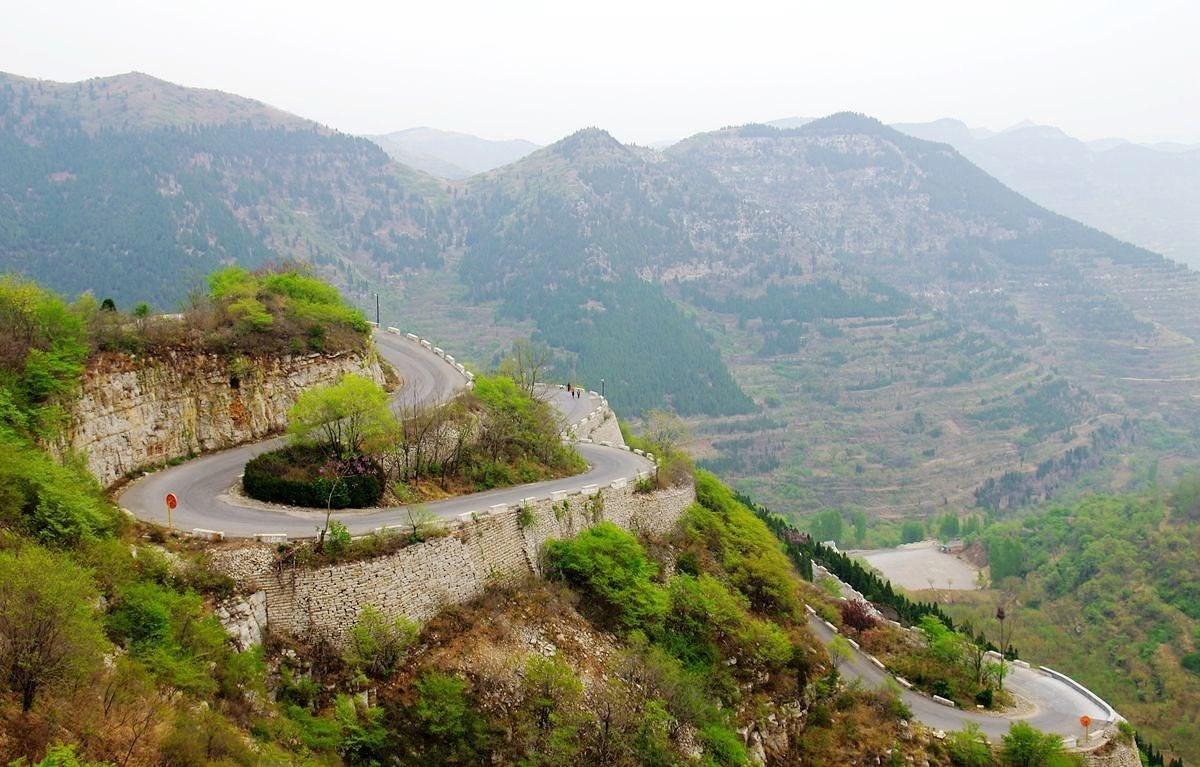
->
[901,520,925,544]
[468,374,585,483]
[31,744,111,767]
[999,721,1074,767]
[938,513,962,541]
[1170,472,1200,521]
[243,444,385,509]
[334,695,392,767]
[0,438,121,545]
[105,580,228,696]
[404,671,493,763]
[0,544,106,711]
[945,723,993,767]
[160,708,255,767]
[689,471,800,617]
[287,373,395,457]
[544,522,667,631]
[514,655,588,766]
[662,574,791,676]
[0,276,89,440]
[984,533,1028,585]
[344,605,419,681]
[811,508,844,544]
[698,722,750,767]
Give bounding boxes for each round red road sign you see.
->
[165,492,178,510]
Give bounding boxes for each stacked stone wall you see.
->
[209,481,694,644]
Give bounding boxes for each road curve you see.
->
[118,331,1117,745]
[118,331,653,539]
[807,614,1112,745]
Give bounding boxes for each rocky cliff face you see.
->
[61,349,386,487]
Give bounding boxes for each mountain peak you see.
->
[799,112,891,136]
[548,127,628,158]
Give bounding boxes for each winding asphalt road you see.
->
[118,330,652,539]
[807,614,1114,744]
[117,330,1118,746]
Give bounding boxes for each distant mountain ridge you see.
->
[0,71,315,137]
[369,126,540,179]
[892,116,1200,268]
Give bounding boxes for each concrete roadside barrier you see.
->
[254,532,288,543]
[191,528,224,541]
[932,695,957,708]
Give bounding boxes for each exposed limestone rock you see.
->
[214,590,268,651]
[60,349,385,487]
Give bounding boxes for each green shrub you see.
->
[687,471,800,617]
[0,437,121,546]
[544,522,668,631]
[243,444,384,509]
[946,723,993,767]
[0,545,106,711]
[160,708,255,767]
[698,722,749,766]
[105,580,228,696]
[32,745,110,767]
[406,671,493,763]
[1000,721,1074,767]
[662,574,790,676]
[344,605,418,681]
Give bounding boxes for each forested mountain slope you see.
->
[0,72,451,307]
[3,73,1200,516]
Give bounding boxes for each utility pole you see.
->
[996,604,1009,691]
[600,378,605,397]
[375,293,380,326]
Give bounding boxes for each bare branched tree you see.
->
[500,339,554,399]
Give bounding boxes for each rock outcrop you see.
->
[61,349,386,487]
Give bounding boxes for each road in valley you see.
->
[807,614,1113,744]
[118,331,651,539]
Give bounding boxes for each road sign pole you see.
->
[165,492,178,531]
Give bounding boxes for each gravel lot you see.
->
[850,540,981,591]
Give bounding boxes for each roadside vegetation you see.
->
[942,479,1200,765]
[244,367,585,511]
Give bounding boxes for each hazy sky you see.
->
[2,0,1196,146]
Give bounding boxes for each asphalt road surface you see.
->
[118,332,651,538]
[807,615,1112,743]
[118,331,1117,745]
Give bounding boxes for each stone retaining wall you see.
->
[62,349,386,487]
[208,481,694,645]
[1082,740,1141,767]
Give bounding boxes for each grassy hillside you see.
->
[0,73,450,309]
